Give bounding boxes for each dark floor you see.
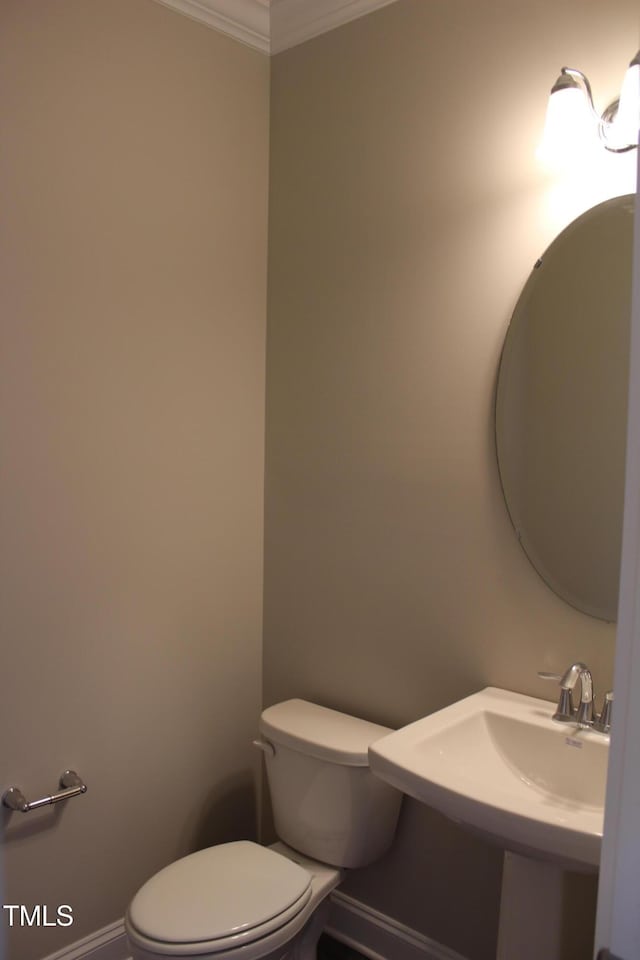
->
[318,934,368,959]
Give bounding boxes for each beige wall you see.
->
[0,2,269,958]
[265,1,637,957]
[2,1,638,958]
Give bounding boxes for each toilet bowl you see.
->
[125,700,401,960]
[125,842,340,960]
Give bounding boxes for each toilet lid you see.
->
[128,842,312,947]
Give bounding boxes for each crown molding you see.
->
[270,0,399,54]
[152,0,271,53]
[150,0,401,55]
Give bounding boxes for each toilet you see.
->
[125,699,401,960]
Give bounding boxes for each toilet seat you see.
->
[126,841,312,956]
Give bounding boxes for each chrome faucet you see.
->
[538,664,612,733]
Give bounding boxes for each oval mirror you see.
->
[496,194,634,622]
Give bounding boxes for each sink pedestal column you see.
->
[497,852,566,960]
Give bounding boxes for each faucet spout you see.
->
[559,661,588,690]
[560,662,594,727]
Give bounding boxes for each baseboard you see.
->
[326,891,470,960]
[40,919,130,960]
[39,896,469,960]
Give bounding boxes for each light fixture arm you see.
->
[557,68,597,117]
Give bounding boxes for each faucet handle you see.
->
[593,691,613,734]
[537,671,563,681]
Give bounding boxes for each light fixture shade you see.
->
[614,53,640,147]
[538,80,597,166]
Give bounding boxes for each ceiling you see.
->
[151,0,400,54]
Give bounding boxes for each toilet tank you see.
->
[259,699,402,868]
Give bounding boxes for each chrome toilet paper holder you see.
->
[2,770,87,813]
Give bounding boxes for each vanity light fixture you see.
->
[541,51,639,157]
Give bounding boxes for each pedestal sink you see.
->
[369,687,609,959]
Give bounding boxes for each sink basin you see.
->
[369,687,608,869]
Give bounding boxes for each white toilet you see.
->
[125,699,401,960]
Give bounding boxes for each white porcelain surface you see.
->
[261,700,402,867]
[368,687,609,869]
[125,697,402,960]
[260,698,393,765]
[127,842,311,945]
[126,843,341,960]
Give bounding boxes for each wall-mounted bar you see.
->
[2,771,87,813]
